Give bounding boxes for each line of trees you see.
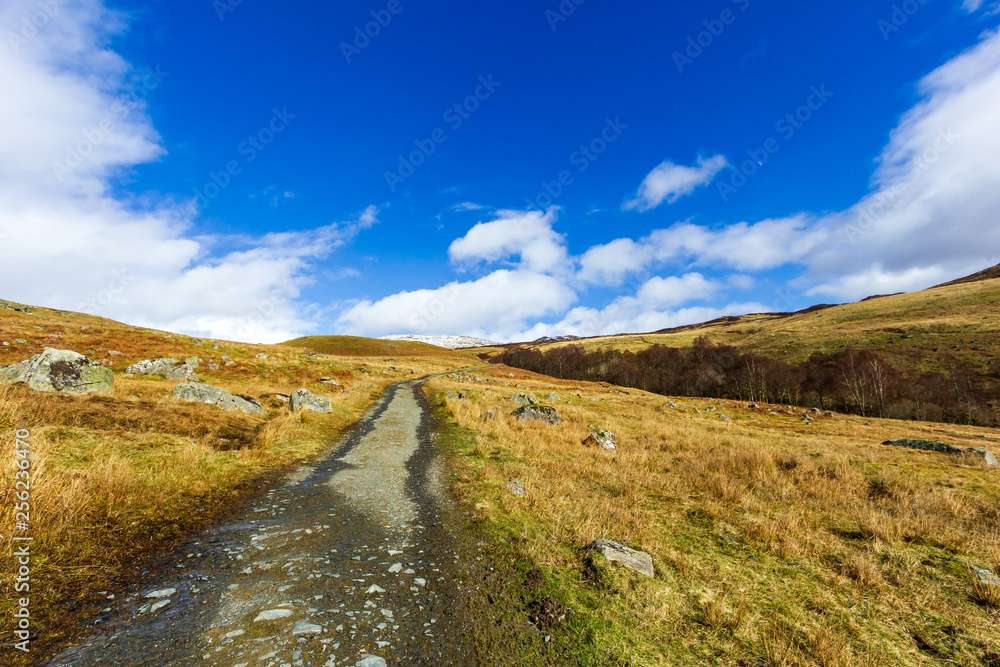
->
[489,337,1000,427]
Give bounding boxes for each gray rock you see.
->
[508,480,526,497]
[747,404,759,409]
[583,430,616,451]
[445,392,458,399]
[144,587,177,599]
[589,539,654,578]
[483,410,498,421]
[512,405,563,425]
[318,376,340,386]
[547,393,561,402]
[275,394,289,402]
[356,657,387,667]
[720,415,731,421]
[883,438,998,466]
[706,407,716,412]
[291,621,322,635]
[971,564,1000,587]
[0,348,114,394]
[290,388,332,414]
[184,356,201,368]
[125,358,180,376]
[253,608,294,622]
[666,401,677,408]
[458,391,468,399]
[510,392,537,405]
[207,361,219,370]
[165,364,200,382]
[169,383,265,415]
[255,353,270,360]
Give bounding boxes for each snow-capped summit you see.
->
[379,334,501,349]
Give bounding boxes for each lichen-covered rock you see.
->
[290,388,332,413]
[583,429,616,450]
[125,358,180,376]
[0,348,114,394]
[165,364,200,382]
[510,392,537,405]
[588,539,654,578]
[169,383,264,415]
[512,405,563,425]
[883,439,997,467]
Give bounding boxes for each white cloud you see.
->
[337,270,577,341]
[635,273,719,309]
[448,208,568,273]
[577,238,653,286]
[0,1,374,343]
[623,155,729,212]
[963,0,984,12]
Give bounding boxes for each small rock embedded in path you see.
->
[253,608,294,622]
[292,621,323,636]
[144,588,177,599]
[355,656,387,667]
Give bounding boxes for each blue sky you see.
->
[1,0,999,342]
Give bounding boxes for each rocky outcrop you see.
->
[510,392,537,405]
[588,539,654,578]
[511,405,563,425]
[583,429,616,450]
[169,383,264,415]
[0,348,114,394]
[289,388,332,414]
[883,439,998,466]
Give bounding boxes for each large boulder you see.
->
[0,348,114,394]
[512,405,563,425]
[169,383,264,415]
[290,388,332,413]
[883,439,997,466]
[588,539,654,578]
[583,429,616,451]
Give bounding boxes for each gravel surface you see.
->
[44,381,475,666]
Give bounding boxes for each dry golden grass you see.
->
[0,300,480,663]
[430,365,1000,665]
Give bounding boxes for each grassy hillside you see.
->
[0,299,478,662]
[498,276,1000,378]
[429,366,1000,666]
[282,334,474,358]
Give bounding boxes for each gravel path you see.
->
[44,380,475,666]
